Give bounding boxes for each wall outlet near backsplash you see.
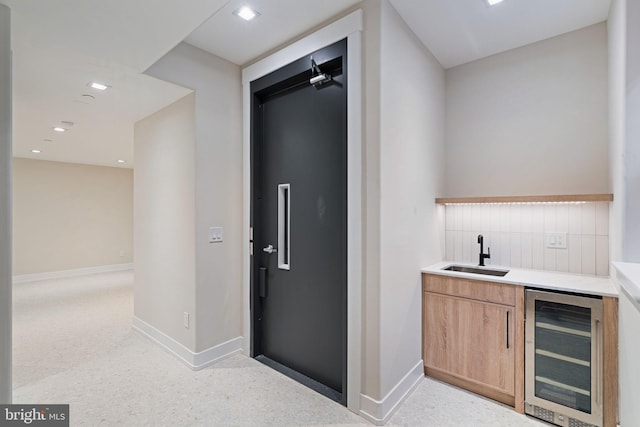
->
[443,202,610,276]
[545,232,567,249]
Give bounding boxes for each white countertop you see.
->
[613,262,640,309]
[422,261,618,297]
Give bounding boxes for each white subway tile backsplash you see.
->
[581,236,596,276]
[454,205,464,230]
[521,233,533,269]
[454,231,463,261]
[462,231,474,264]
[463,205,472,230]
[510,234,522,268]
[555,204,569,233]
[471,205,482,231]
[480,205,491,231]
[544,205,556,232]
[521,205,533,233]
[595,202,609,236]
[596,236,609,276]
[532,205,544,233]
[510,205,522,232]
[445,205,455,231]
[499,205,511,233]
[490,205,501,232]
[556,247,569,273]
[499,233,510,266]
[544,247,556,271]
[532,234,544,270]
[442,202,610,276]
[581,203,596,235]
[568,204,582,235]
[446,232,455,261]
[568,235,582,274]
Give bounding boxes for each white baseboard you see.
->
[13,263,134,284]
[132,316,243,370]
[359,360,424,425]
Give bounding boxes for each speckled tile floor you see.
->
[12,271,548,426]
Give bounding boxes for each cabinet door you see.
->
[423,291,515,400]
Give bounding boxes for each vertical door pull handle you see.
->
[278,184,291,270]
[506,310,510,349]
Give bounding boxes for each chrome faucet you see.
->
[477,234,491,266]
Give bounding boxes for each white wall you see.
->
[609,0,626,264]
[134,93,197,350]
[360,0,383,405]
[444,23,609,197]
[361,0,445,418]
[610,1,640,425]
[12,159,133,276]
[144,44,243,353]
[379,0,445,394]
[0,3,12,405]
[624,0,640,261]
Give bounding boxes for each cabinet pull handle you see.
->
[506,310,510,349]
[595,319,601,405]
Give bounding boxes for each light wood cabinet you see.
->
[422,273,525,412]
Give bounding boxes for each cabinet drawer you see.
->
[422,273,516,306]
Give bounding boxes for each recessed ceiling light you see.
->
[117,159,126,164]
[31,149,41,154]
[53,127,66,132]
[234,6,260,21]
[88,82,110,91]
[486,0,504,5]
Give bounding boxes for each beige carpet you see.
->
[12,271,546,426]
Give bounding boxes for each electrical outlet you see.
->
[209,227,223,243]
[545,232,567,249]
[119,249,125,257]
[183,312,189,329]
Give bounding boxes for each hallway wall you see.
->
[0,3,11,404]
[134,93,197,350]
[142,43,243,354]
[12,158,133,276]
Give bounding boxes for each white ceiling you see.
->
[390,0,612,69]
[1,0,229,168]
[1,0,613,168]
[185,0,362,66]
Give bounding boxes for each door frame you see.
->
[242,10,363,412]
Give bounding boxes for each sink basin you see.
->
[442,265,509,277]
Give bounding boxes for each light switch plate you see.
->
[209,227,223,243]
[545,232,567,249]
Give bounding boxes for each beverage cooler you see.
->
[525,289,604,427]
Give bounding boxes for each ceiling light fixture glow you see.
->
[88,82,109,91]
[486,0,504,5]
[31,149,41,154]
[117,159,126,164]
[53,127,66,132]
[234,6,260,21]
